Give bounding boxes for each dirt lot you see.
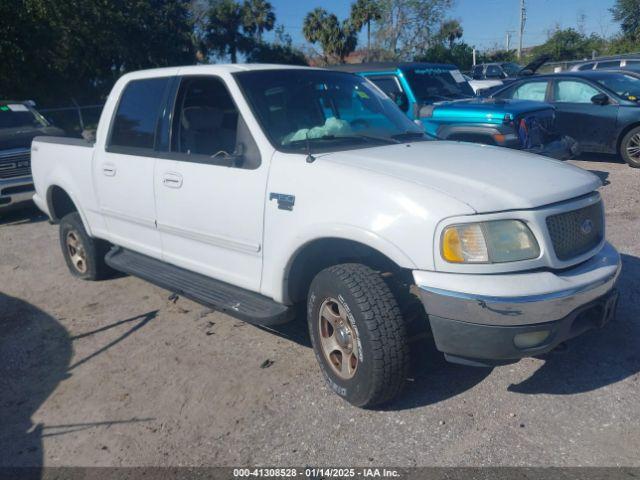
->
[1,154,639,468]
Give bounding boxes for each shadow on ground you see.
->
[0,204,47,226]
[0,293,157,472]
[509,253,640,394]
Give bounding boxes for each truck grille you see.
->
[546,201,604,260]
[0,151,31,179]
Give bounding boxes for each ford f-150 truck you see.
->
[31,65,621,407]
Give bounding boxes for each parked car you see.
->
[490,70,640,167]
[462,73,503,94]
[570,57,640,73]
[31,65,620,407]
[334,62,577,159]
[0,101,64,212]
[471,61,524,80]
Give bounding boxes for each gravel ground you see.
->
[1,154,639,468]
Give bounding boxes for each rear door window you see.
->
[595,61,621,70]
[109,77,170,151]
[512,81,549,101]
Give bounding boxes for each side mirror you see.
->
[591,93,609,105]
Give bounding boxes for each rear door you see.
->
[153,74,268,291]
[550,79,619,152]
[93,76,171,257]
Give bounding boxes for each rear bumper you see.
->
[414,242,621,366]
[0,176,34,210]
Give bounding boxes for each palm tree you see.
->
[349,0,382,61]
[242,0,276,42]
[206,0,248,63]
[303,8,357,64]
[438,19,463,49]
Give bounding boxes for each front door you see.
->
[93,76,172,258]
[550,79,619,153]
[154,75,268,291]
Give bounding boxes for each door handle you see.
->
[162,172,183,188]
[102,163,116,176]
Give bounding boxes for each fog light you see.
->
[513,330,550,349]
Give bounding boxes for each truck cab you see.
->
[334,62,575,158]
[30,65,619,408]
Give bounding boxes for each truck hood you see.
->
[433,97,553,116]
[324,141,601,213]
[0,125,65,151]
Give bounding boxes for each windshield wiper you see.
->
[391,131,427,141]
[287,134,399,146]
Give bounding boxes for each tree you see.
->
[437,19,463,49]
[303,8,357,64]
[350,0,382,61]
[373,0,454,60]
[245,42,307,65]
[610,0,640,41]
[205,0,250,63]
[416,42,474,71]
[528,27,606,61]
[242,0,275,41]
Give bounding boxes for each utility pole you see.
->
[517,0,526,59]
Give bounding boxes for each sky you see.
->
[265,0,620,51]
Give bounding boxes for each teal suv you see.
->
[334,62,577,159]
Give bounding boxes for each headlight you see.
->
[441,220,540,263]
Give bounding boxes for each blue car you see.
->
[333,62,576,159]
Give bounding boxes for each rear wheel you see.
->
[307,263,409,407]
[59,212,113,280]
[620,126,640,168]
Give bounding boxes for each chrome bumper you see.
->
[415,242,621,327]
[0,175,35,209]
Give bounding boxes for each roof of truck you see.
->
[121,63,317,78]
[330,62,456,73]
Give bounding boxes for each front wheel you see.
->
[620,126,640,168]
[307,263,409,407]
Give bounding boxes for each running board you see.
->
[105,247,293,326]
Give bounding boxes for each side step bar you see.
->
[105,247,293,326]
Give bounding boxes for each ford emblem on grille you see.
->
[580,218,594,235]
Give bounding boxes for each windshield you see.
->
[595,73,640,101]
[234,70,427,152]
[0,103,48,129]
[501,62,523,76]
[403,67,474,103]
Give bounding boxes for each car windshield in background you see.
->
[0,103,48,129]
[501,62,523,76]
[234,70,427,152]
[595,73,640,101]
[403,67,475,103]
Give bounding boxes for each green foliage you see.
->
[610,0,640,41]
[242,0,276,41]
[416,42,474,71]
[479,49,518,63]
[436,19,463,49]
[245,41,307,65]
[350,0,382,59]
[303,7,357,64]
[205,0,252,63]
[373,0,454,60]
[0,0,195,105]
[527,28,607,62]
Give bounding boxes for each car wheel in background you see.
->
[59,212,113,280]
[307,263,410,407]
[620,126,640,168]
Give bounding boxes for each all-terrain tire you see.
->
[620,126,640,168]
[59,212,113,280]
[307,263,410,407]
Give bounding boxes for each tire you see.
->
[307,263,409,407]
[620,126,640,168]
[59,212,113,280]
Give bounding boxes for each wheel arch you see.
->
[616,121,640,155]
[45,184,93,235]
[283,237,414,305]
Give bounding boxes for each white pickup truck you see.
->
[31,64,621,407]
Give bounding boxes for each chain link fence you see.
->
[38,104,104,138]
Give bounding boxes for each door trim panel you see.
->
[157,222,261,254]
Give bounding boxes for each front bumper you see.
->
[414,242,621,366]
[0,176,34,210]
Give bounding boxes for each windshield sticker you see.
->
[450,70,466,83]
[7,104,29,112]
[414,68,450,75]
[356,90,370,99]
